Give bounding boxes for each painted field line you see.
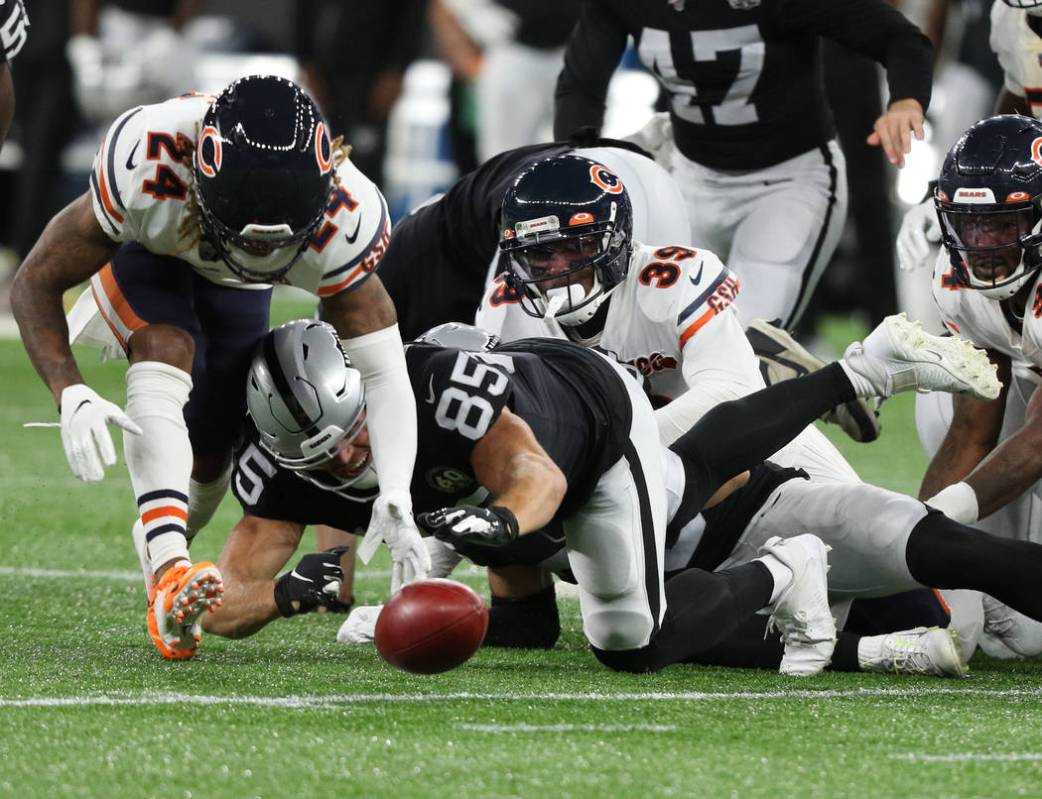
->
[890,753,1042,763]
[2,687,1042,709]
[457,723,677,733]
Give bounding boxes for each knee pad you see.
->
[583,607,655,653]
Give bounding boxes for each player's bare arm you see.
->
[203,515,305,638]
[11,193,119,402]
[956,377,1042,518]
[918,353,1010,502]
[470,408,568,535]
[487,564,554,601]
[318,274,398,338]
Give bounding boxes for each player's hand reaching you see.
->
[867,98,925,168]
[896,200,942,272]
[59,384,142,482]
[274,547,351,617]
[417,505,519,549]
[359,490,431,594]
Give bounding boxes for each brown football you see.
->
[374,579,489,674]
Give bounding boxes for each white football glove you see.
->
[59,384,142,482]
[336,604,383,644]
[896,200,942,273]
[358,489,431,594]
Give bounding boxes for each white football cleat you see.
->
[843,313,1000,400]
[858,626,968,678]
[979,596,1042,659]
[746,318,881,442]
[760,534,837,677]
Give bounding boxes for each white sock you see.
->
[124,361,194,573]
[838,359,877,398]
[857,634,886,670]
[186,459,232,542]
[755,553,794,604]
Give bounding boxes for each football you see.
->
[374,579,489,674]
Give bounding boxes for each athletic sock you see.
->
[831,632,863,672]
[124,361,194,573]
[186,459,232,543]
[754,553,794,604]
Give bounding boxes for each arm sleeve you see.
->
[553,0,629,140]
[341,324,417,497]
[777,0,933,112]
[655,308,766,445]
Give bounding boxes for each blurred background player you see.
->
[11,75,429,660]
[554,0,933,331]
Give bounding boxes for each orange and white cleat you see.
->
[147,561,224,660]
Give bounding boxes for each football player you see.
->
[11,75,429,660]
[0,0,28,151]
[379,137,691,340]
[215,316,1004,677]
[911,113,1042,658]
[554,0,932,329]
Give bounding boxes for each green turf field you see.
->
[2,313,1042,799]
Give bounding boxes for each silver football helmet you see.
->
[246,320,377,495]
[412,322,500,351]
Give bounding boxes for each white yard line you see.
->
[2,687,1042,709]
[457,723,678,733]
[890,753,1042,763]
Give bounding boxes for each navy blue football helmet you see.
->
[194,75,335,282]
[935,114,1042,299]
[499,154,633,327]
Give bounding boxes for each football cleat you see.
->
[979,596,1042,659]
[760,534,837,677]
[147,561,224,660]
[858,626,968,678]
[746,318,881,442]
[843,313,1001,400]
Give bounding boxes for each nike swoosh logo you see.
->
[344,216,363,244]
[922,349,944,362]
[690,264,704,286]
[125,141,140,171]
[289,570,313,583]
[425,375,436,405]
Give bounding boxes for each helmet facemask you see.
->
[501,214,628,327]
[1001,0,1042,14]
[936,194,1042,299]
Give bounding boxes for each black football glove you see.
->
[274,547,351,617]
[416,505,519,548]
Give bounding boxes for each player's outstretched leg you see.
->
[147,562,224,660]
[759,535,836,677]
[842,313,1000,400]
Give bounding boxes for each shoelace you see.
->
[886,636,936,674]
[767,610,831,645]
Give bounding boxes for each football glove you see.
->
[274,547,350,617]
[896,199,941,273]
[336,605,383,644]
[59,383,142,482]
[358,489,431,594]
[417,505,519,548]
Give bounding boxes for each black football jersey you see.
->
[554,0,932,170]
[232,338,634,529]
[0,0,29,63]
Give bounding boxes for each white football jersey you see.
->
[991,0,1042,115]
[932,250,1042,367]
[88,93,390,296]
[477,242,740,400]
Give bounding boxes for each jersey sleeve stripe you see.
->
[105,106,142,213]
[95,164,125,225]
[676,270,729,326]
[91,263,147,346]
[320,192,389,280]
[89,172,121,237]
[678,308,716,348]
